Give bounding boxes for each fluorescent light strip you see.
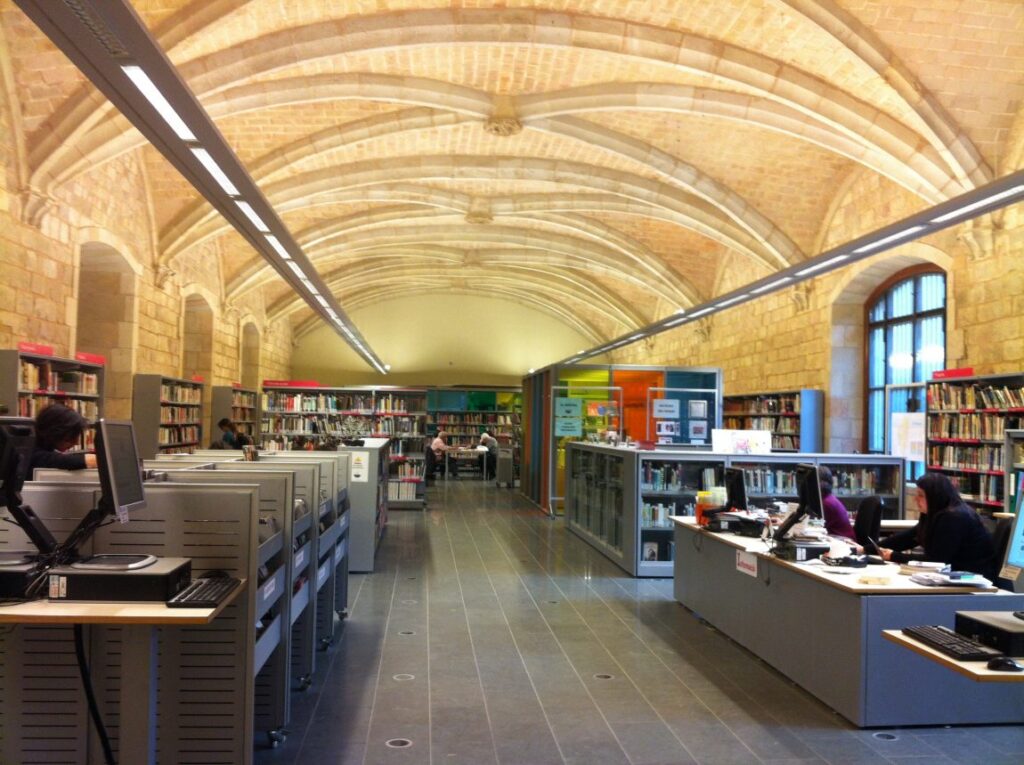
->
[852,225,926,254]
[263,235,291,260]
[716,293,748,308]
[795,254,850,276]
[236,203,269,233]
[629,333,645,341]
[190,147,239,196]
[315,295,329,307]
[286,262,304,278]
[664,316,689,327]
[750,276,793,294]
[688,307,715,318]
[931,185,1024,224]
[121,65,195,141]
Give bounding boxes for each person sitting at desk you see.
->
[217,417,243,448]
[30,403,97,470]
[879,472,996,578]
[431,430,457,477]
[819,466,856,542]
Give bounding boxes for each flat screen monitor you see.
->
[723,467,747,511]
[773,463,823,542]
[95,420,146,520]
[1002,473,1024,592]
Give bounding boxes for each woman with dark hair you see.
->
[879,472,996,578]
[31,404,97,470]
[819,466,855,541]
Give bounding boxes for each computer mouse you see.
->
[986,657,1024,672]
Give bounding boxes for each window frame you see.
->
[863,265,947,453]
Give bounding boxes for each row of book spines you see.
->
[19,362,99,394]
[387,482,419,501]
[262,393,372,410]
[160,406,198,424]
[928,414,1010,439]
[160,384,202,404]
[157,425,199,444]
[391,462,422,480]
[430,414,519,424]
[426,426,515,436]
[231,393,257,407]
[927,382,1024,410]
[948,473,1002,503]
[927,445,1003,472]
[640,467,717,492]
[722,417,800,434]
[743,468,879,494]
[722,394,801,415]
[17,396,99,420]
[230,407,255,421]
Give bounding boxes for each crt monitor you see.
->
[723,467,747,511]
[1001,473,1024,592]
[773,463,823,542]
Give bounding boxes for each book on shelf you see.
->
[161,381,202,404]
[927,445,1003,472]
[19,360,99,394]
[388,481,419,502]
[927,381,1024,410]
[158,424,200,445]
[17,395,99,420]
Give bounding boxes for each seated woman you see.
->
[819,465,855,542]
[879,472,996,578]
[30,404,97,470]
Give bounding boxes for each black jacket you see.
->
[883,504,996,578]
[30,447,88,472]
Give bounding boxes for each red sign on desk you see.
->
[932,368,974,380]
[18,342,54,357]
[74,351,106,366]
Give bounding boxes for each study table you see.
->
[671,517,1024,727]
[0,583,246,765]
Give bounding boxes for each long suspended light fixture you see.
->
[16,0,388,375]
[551,170,1024,369]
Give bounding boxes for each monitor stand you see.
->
[0,551,38,566]
[70,554,158,571]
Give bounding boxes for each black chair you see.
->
[423,447,438,481]
[854,496,884,552]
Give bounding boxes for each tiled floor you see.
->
[256,481,1024,765]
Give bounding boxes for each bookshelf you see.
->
[425,388,522,449]
[722,389,824,452]
[260,386,427,449]
[211,385,260,440]
[925,372,1024,513]
[132,374,205,458]
[0,348,105,451]
[1004,429,1024,515]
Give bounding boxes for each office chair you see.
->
[423,447,437,482]
[853,496,883,551]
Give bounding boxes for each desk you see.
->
[883,630,1024,683]
[0,584,245,765]
[444,446,488,480]
[881,519,918,531]
[672,517,1024,726]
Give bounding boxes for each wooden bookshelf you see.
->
[212,385,260,439]
[721,389,824,452]
[132,374,205,458]
[0,347,105,451]
[926,372,1024,512]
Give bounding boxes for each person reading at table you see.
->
[431,430,457,477]
[879,472,996,578]
[819,466,856,542]
[30,403,97,470]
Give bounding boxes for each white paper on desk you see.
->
[735,550,758,577]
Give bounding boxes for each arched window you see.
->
[866,269,946,463]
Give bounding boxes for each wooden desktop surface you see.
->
[0,578,246,625]
[883,630,1024,683]
[670,517,1002,595]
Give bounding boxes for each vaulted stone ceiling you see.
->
[7,0,1023,369]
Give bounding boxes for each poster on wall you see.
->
[890,412,926,462]
[554,417,583,437]
[688,400,708,419]
[652,399,680,419]
[688,420,708,442]
[711,429,772,455]
[555,397,582,418]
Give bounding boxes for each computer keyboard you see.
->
[167,576,242,608]
[902,624,1003,661]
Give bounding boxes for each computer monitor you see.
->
[95,420,146,521]
[773,464,823,542]
[723,467,747,511]
[1000,473,1024,592]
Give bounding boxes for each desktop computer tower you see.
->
[47,557,191,602]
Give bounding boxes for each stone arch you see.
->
[240,320,261,391]
[75,241,139,419]
[181,291,216,443]
[826,243,955,453]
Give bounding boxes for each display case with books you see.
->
[0,347,105,451]
[211,385,260,440]
[566,443,629,568]
[926,372,1024,513]
[722,389,824,452]
[131,373,205,458]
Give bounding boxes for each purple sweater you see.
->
[822,493,856,541]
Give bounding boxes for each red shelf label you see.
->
[191,375,205,383]
[18,342,54,356]
[231,381,241,388]
[73,351,105,365]
[932,367,974,380]
[262,380,321,388]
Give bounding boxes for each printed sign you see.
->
[711,429,772,455]
[554,418,583,437]
[191,375,205,383]
[262,576,276,601]
[890,412,926,461]
[262,379,321,388]
[350,450,370,483]
[74,351,106,365]
[555,397,582,418]
[932,368,974,380]
[735,551,758,577]
[652,398,680,419]
[18,342,54,356]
